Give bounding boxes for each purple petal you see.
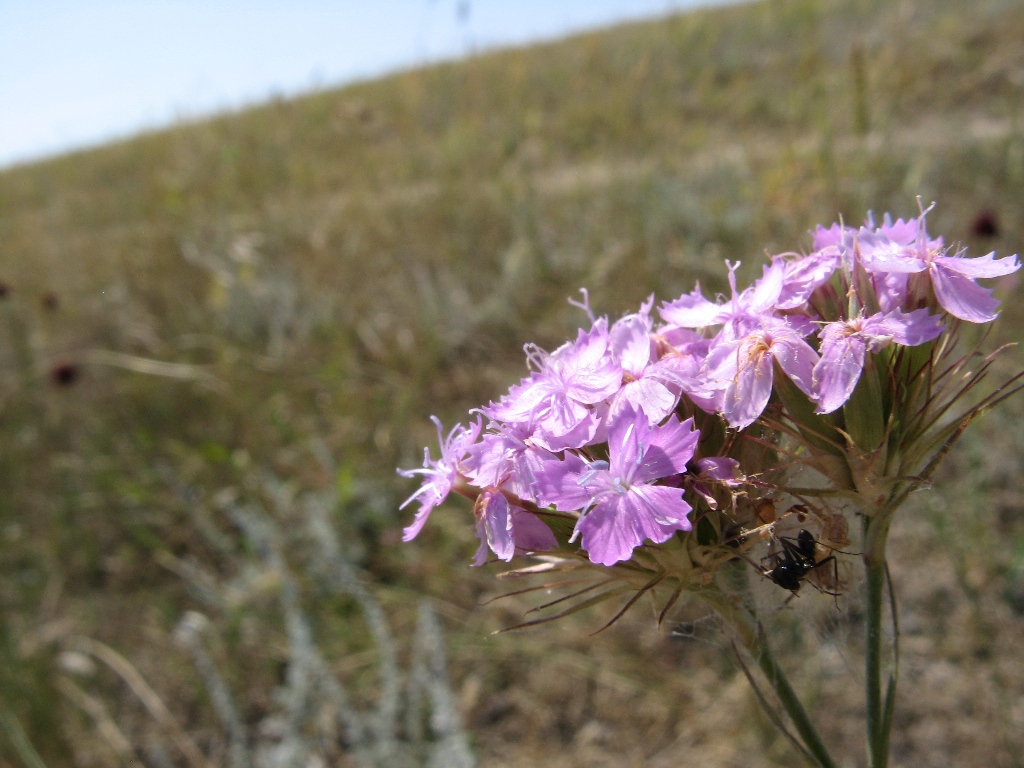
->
[472,490,557,565]
[471,522,491,566]
[696,457,744,484]
[658,327,711,356]
[510,444,554,502]
[871,272,909,312]
[623,484,693,530]
[703,335,740,382]
[783,314,819,337]
[634,414,699,486]
[575,498,638,566]
[934,251,1020,279]
[605,404,697,484]
[864,308,944,346]
[813,332,867,414]
[872,215,920,244]
[485,373,550,422]
[657,353,722,413]
[777,252,840,309]
[704,336,774,429]
[535,394,590,438]
[399,417,481,541]
[510,509,558,553]
[771,335,819,398]
[857,242,927,274]
[474,489,514,563]
[553,322,623,404]
[745,260,785,314]
[561,363,623,405]
[930,263,1002,322]
[610,314,654,376]
[605,405,645,478]
[401,492,443,542]
[659,284,723,328]
[610,376,678,424]
[463,431,515,488]
[534,451,592,510]
[813,223,851,250]
[533,409,601,451]
[726,350,774,428]
[491,322,621,435]
[576,487,692,566]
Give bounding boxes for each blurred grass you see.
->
[1,0,1024,764]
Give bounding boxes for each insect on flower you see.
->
[763,529,841,596]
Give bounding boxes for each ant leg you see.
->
[833,556,841,608]
[812,555,841,601]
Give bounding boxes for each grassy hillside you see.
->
[1,0,1024,764]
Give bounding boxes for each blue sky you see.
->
[0,0,734,169]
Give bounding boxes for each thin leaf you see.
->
[730,641,816,767]
[879,674,898,766]
[493,586,634,633]
[657,580,687,626]
[591,573,666,635]
[525,580,614,615]
[480,578,601,606]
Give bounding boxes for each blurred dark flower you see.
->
[971,210,999,238]
[0,282,10,299]
[41,291,59,311]
[50,361,79,386]
[1006,572,1024,616]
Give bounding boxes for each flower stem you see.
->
[694,586,837,768]
[863,513,895,768]
[753,635,837,768]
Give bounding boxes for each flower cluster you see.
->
[399,206,1019,571]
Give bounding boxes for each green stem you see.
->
[863,513,895,768]
[754,636,836,768]
[694,587,837,768]
[865,554,886,766]
[0,709,48,768]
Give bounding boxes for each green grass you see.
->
[1,0,1024,764]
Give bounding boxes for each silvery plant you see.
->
[60,478,476,768]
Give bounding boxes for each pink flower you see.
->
[925,249,1020,323]
[842,213,1020,322]
[704,316,819,429]
[607,309,692,423]
[486,319,621,449]
[812,309,944,414]
[462,421,553,503]
[398,416,481,541]
[659,260,785,340]
[535,405,698,566]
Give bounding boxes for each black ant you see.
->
[763,529,840,596]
